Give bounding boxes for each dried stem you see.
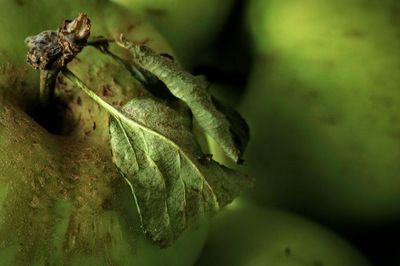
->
[25,13,91,107]
[39,69,60,107]
[88,37,148,86]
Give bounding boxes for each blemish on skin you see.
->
[284,247,291,256]
[101,199,112,210]
[127,24,136,32]
[145,8,167,16]
[14,0,24,6]
[56,76,71,92]
[57,75,67,86]
[102,84,114,97]
[127,22,142,32]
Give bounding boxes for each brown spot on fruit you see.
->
[102,84,114,97]
[127,22,142,32]
[57,75,66,85]
[101,199,112,210]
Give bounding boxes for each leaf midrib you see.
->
[62,68,218,209]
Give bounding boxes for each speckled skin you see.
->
[0,1,208,265]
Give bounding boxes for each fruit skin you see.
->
[0,99,209,266]
[197,200,370,266]
[111,0,236,67]
[242,0,400,225]
[0,1,208,265]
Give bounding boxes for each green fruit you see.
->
[0,1,208,265]
[0,98,209,265]
[197,201,370,266]
[242,0,400,225]
[111,0,236,67]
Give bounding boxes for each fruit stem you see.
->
[25,14,91,71]
[39,69,59,107]
[87,37,148,86]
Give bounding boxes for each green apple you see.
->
[197,201,370,266]
[242,0,400,225]
[0,97,209,266]
[111,0,236,67]
[0,1,208,265]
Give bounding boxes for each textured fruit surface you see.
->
[242,0,400,225]
[0,99,209,266]
[0,1,209,265]
[197,201,370,266]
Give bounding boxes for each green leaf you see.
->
[62,68,251,247]
[118,39,249,163]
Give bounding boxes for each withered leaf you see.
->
[118,39,249,163]
[62,69,251,247]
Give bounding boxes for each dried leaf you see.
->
[118,39,249,163]
[62,69,251,247]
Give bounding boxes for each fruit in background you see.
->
[242,0,400,225]
[0,1,208,265]
[196,201,370,266]
[111,0,236,67]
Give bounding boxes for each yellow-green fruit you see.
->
[242,0,400,225]
[197,201,370,266]
[0,1,208,265]
[0,98,209,266]
[111,0,236,67]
